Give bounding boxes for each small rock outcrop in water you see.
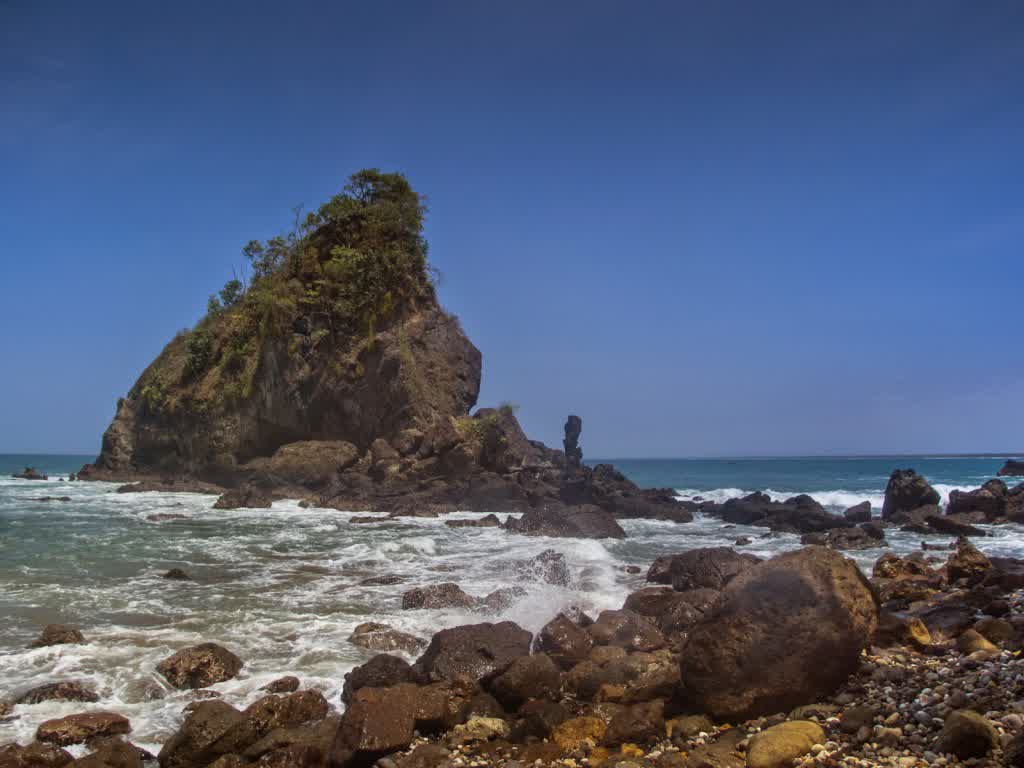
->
[35,712,131,746]
[679,546,878,719]
[12,466,47,480]
[999,459,1024,476]
[156,643,243,689]
[504,504,626,539]
[212,485,273,510]
[881,468,941,520]
[29,624,85,648]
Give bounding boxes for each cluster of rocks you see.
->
[8,539,1024,767]
[11,467,47,480]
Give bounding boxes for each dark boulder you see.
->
[415,621,532,684]
[348,622,425,654]
[936,709,999,759]
[30,624,85,648]
[261,676,300,694]
[12,467,48,480]
[163,569,191,581]
[0,742,73,768]
[156,643,243,689]
[533,614,594,670]
[587,610,666,652]
[946,537,992,584]
[668,547,761,592]
[36,713,131,747]
[401,583,478,611]
[70,741,146,768]
[801,525,886,551]
[242,690,329,736]
[487,653,561,709]
[504,504,626,539]
[998,459,1024,477]
[213,486,272,510]
[445,514,501,528]
[157,700,258,768]
[680,546,878,720]
[882,469,940,521]
[843,501,872,523]
[948,480,1007,520]
[341,654,422,705]
[603,700,665,747]
[17,681,99,705]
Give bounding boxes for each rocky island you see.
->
[77,170,690,531]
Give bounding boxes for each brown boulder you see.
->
[603,699,665,746]
[156,643,243,689]
[157,700,258,768]
[30,624,85,648]
[843,501,872,523]
[36,713,131,747]
[341,654,422,705]
[533,614,593,669]
[415,621,532,684]
[680,546,878,720]
[667,547,759,592]
[70,741,144,768]
[946,537,992,584]
[487,653,561,709]
[260,676,300,694]
[349,622,425,654]
[213,486,272,510]
[587,610,666,652]
[243,690,329,736]
[17,681,99,705]
[881,469,940,520]
[504,504,626,539]
[401,583,477,610]
[936,709,999,759]
[0,742,73,768]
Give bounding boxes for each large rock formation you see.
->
[881,469,940,521]
[679,546,878,720]
[998,459,1024,477]
[78,173,692,524]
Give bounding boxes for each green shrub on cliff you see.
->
[141,169,435,414]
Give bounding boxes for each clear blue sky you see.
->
[1,1,1022,457]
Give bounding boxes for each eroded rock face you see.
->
[156,643,243,689]
[882,469,940,521]
[680,546,878,720]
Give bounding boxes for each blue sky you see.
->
[1,1,1022,457]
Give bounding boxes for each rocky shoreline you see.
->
[4,523,1024,768]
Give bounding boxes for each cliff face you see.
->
[94,303,481,479]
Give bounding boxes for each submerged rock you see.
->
[504,504,626,539]
[746,721,825,768]
[30,624,85,648]
[212,486,272,510]
[16,681,99,705]
[36,712,131,747]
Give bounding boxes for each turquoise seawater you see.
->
[0,452,1020,753]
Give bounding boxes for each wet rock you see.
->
[665,547,760,592]
[873,552,936,580]
[0,742,74,768]
[70,741,144,768]
[680,546,878,720]
[935,709,999,759]
[974,616,1014,644]
[946,537,992,583]
[358,574,406,586]
[415,621,532,684]
[517,699,569,739]
[948,480,1008,520]
[157,700,259,768]
[551,716,606,752]
[882,469,940,520]
[999,459,1024,476]
[840,705,876,734]
[36,713,131,747]
[243,690,329,736]
[496,549,571,586]
[504,504,626,539]
[156,643,243,689]
[487,653,560,709]
[241,714,339,763]
[162,569,191,581]
[330,683,459,765]
[213,486,273,510]
[261,676,300,694]
[12,467,48,480]
[534,613,594,670]
[401,583,477,610]
[844,501,872,523]
[479,586,527,612]
[746,721,824,768]
[686,727,746,768]
[17,681,99,705]
[445,514,500,528]
[349,622,426,654]
[341,654,422,705]
[603,699,665,746]
[802,525,885,551]
[667,714,714,739]
[587,610,666,652]
[911,601,976,642]
[30,624,85,648]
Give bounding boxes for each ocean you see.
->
[1,452,1021,753]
